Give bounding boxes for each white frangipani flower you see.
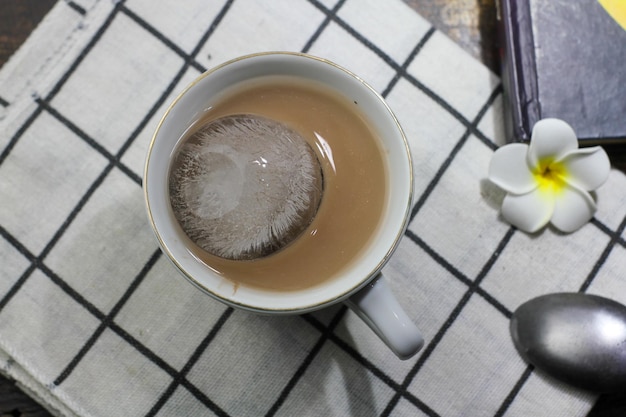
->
[488,118,610,233]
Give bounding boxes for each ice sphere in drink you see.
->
[169,114,323,260]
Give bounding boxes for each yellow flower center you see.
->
[533,158,568,195]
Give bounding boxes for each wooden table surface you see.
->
[0,1,624,416]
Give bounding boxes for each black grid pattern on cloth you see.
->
[0,0,622,416]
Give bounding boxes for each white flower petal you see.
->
[550,184,596,233]
[557,146,610,191]
[528,119,578,168]
[501,189,554,233]
[488,143,536,194]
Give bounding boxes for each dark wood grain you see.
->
[0,379,51,417]
[0,0,57,70]
[0,1,623,416]
[403,0,500,73]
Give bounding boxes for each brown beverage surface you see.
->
[172,76,388,291]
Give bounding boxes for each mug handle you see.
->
[344,274,424,360]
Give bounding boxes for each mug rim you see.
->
[143,51,413,314]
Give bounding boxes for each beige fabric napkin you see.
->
[2,0,625,416]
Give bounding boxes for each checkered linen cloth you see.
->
[1,0,625,416]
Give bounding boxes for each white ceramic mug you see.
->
[143,52,424,359]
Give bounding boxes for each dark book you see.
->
[498,0,626,144]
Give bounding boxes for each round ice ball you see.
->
[168,114,323,260]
